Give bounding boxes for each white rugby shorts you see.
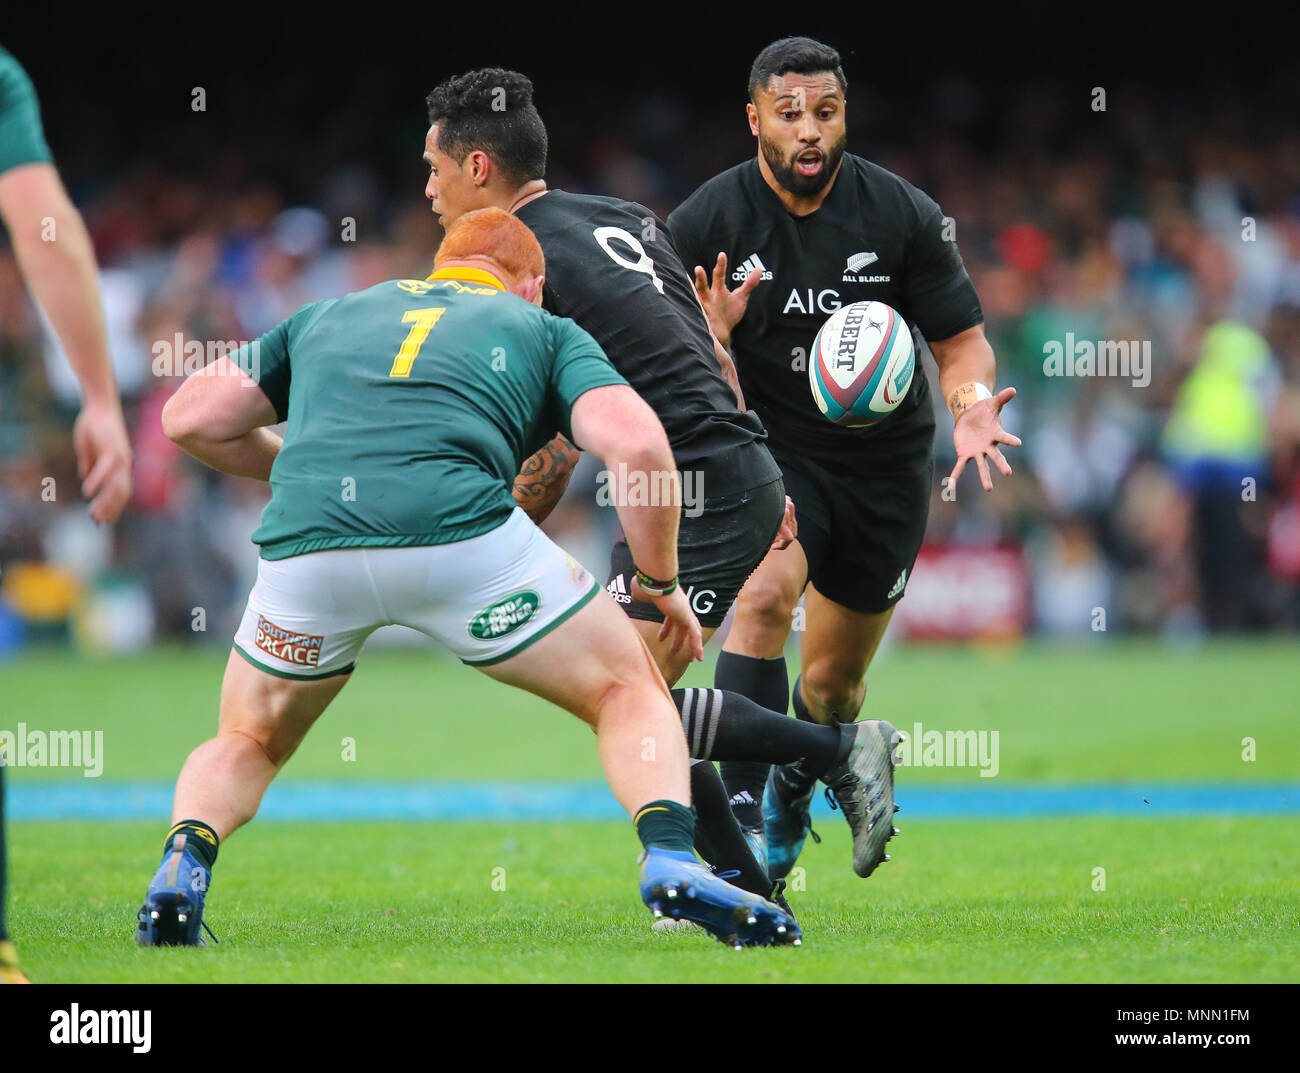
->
[232,508,599,678]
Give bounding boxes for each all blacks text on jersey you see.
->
[841,251,892,284]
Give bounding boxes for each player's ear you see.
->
[470,150,491,188]
[512,274,544,305]
[746,102,760,137]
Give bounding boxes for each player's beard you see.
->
[760,130,846,198]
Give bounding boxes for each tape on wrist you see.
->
[949,380,993,419]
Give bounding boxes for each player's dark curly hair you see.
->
[748,37,847,100]
[425,68,547,185]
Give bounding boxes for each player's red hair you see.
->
[434,207,544,285]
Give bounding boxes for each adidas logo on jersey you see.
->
[732,253,773,281]
[842,250,891,283]
[887,568,908,600]
[606,575,632,604]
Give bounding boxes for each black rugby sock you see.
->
[688,760,771,896]
[715,652,791,715]
[773,676,836,801]
[715,653,789,829]
[671,687,846,775]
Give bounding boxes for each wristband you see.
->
[634,568,679,596]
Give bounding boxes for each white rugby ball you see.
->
[809,301,915,427]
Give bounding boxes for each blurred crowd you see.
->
[2,80,1299,651]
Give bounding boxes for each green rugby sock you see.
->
[163,819,220,871]
[634,800,696,854]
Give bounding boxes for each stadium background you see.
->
[0,7,1297,983]
[4,10,1300,644]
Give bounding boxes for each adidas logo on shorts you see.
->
[887,568,908,600]
[606,575,632,604]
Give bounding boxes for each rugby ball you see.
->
[809,301,915,427]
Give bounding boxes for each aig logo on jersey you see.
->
[842,251,891,284]
[784,288,842,315]
[733,253,774,281]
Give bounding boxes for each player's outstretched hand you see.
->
[771,495,797,550]
[633,581,704,663]
[692,252,760,348]
[73,397,133,523]
[948,386,1021,494]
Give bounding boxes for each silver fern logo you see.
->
[842,251,889,283]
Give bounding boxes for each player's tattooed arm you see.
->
[513,433,581,525]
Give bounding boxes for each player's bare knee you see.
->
[652,648,692,689]
[802,668,866,721]
[585,676,648,730]
[588,639,672,727]
[218,708,291,767]
[224,726,287,768]
[734,575,799,635]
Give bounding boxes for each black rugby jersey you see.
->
[667,154,983,467]
[517,190,777,492]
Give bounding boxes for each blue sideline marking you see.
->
[7,781,1296,821]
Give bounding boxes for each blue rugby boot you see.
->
[135,832,217,947]
[739,823,769,879]
[762,766,820,882]
[638,848,800,948]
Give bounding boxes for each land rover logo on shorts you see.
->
[469,591,541,640]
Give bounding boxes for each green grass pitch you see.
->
[4,638,1298,982]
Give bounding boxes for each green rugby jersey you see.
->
[0,46,54,175]
[233,266,627,559]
